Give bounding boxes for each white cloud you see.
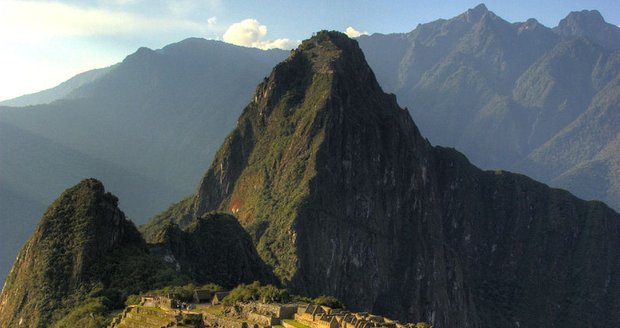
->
[223,19,298,50]
[344,26,368,38]
[208,16,218,28]
[0,1,209,43]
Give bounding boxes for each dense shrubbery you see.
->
[222,281,343,309]
[292,294,343,308]
[222,281,289,305]
[51,297,110,328]
[311,295,342,308]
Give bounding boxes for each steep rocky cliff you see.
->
[144,31,620,327]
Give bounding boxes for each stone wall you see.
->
[203,312,248,328]
[247,312,278,326]
[255,303,298,319]
[240,302,299,319]
[295,312,315,326]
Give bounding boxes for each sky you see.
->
[0,0,618,102]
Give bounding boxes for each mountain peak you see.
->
[178,29,426,283]
[292,30,368,73]
[555,9,620,49]
[563,9,605,25]
[35,178,131,249]
[462,3,489,23]
[472,3,488,12]
[249,30,392,122]
[0,179,147,326]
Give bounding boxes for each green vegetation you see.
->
[141,196,194,243]
[291,295,343,308]
[147,212,276,288]
[311,295,343,308]
[201,304,224,315]
[51,297,110,328]
[283,319,311,328]
[222,281,290,305]
[183,32,340,283]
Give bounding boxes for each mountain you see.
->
[356,4,620,211]
[145,31,620,328]
[0,39,287,283]
[0,179,186,327]
[0,120,181,284]
[554,9,620,50]
[0,66,113,107]
[148,212,276,288]
[0,179,272,327]
[0,38,287,197]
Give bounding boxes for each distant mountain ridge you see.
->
[0,66,114,107]
[0,38,287,284]
[357,4,620,211]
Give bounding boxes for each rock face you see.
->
[146,31,620,327]
[356,5,620,212]
[149,212,276,288]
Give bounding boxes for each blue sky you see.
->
[1,0,618,101]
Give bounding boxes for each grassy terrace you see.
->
[198,304,224,315]
[137,305,167,314]
[283,319,311,328]
[197,304,252,324]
